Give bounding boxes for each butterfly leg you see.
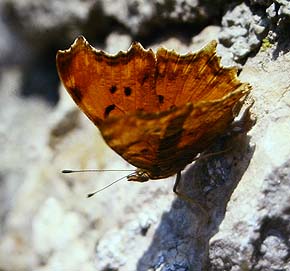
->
[173,171,182,195]
[173,171,209,220]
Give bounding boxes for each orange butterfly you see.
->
[56,36,251,195]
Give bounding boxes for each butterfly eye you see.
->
[127,170,150,182]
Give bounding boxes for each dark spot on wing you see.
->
[70,87,83,103]
[124,87,132,96]
[110,85,117,94]
[158,95,164,104]
[104,104,116,118]
[140,73,149,85]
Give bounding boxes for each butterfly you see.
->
[56,36,251,195]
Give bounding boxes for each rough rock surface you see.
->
[219,0,290,65]
[209,39,290,271]
[1,0,227,41]
[0,1,289,271]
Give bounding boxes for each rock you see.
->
[1,0,94,44]
[0,9,18,66]
[219,2,268,63]
[250,0,273,6]
[219,1,290,64]
[191,25,221,51]
[209,38,290,271]
[277,0,290,17]
[1,0,227,49]
[101,0,225,36]
[105,33,132,54]
[0,66,53,270]
[32,198,96,271]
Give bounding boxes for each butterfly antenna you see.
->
[62,169,135,173]
[61,169,136,197]
[87,173,135,198]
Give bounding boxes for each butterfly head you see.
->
[127,169,150,182]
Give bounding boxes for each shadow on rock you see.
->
[137,130,255,271]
